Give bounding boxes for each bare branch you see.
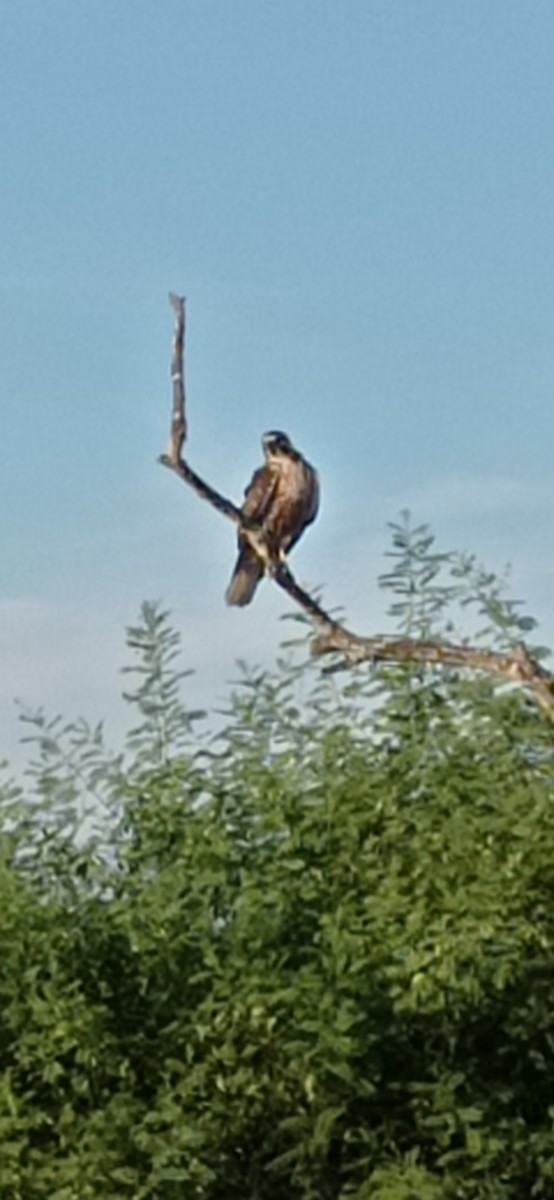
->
[159,453,243,523]
[166,293,187,463]
[273,564,341,630]
[160,294,242,520]
[158,295,554,725]
[312,625,554,723]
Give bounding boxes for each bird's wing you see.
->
[241,463,280,526]
[305,467,320,526]
[258,457,318,549]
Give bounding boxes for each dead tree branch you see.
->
[158,294,554,724]
[312,626,554,719]
[273,564,342,630]
[159,295,242,522]
[165,293,187,462]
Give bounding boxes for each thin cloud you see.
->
[393,473,551,520]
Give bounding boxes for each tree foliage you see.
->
[2,518,554,1198]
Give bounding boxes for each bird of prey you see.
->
[226,430,319,607]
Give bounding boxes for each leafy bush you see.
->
[1,518,554,1198]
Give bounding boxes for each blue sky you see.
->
[2,1,554,771]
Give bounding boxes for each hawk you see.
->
[226,430,320,607]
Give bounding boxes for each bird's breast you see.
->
[266,456,318,547]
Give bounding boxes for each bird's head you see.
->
[262,430,293,458]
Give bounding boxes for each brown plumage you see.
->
[226,431,320,607]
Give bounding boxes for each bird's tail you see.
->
[225,545,264,607]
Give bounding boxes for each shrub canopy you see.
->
[2,519,554,1199]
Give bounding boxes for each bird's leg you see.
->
[260,531,287,577]
[237,520,286,577]
[265,556,282,579]
[264,545,288,580]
